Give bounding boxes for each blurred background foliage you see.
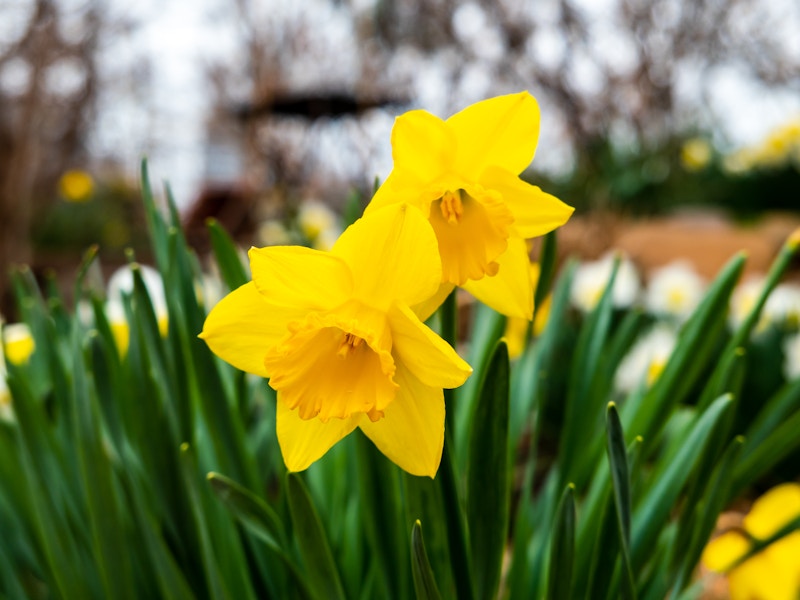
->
[1,0,799,316]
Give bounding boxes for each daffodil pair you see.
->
[201,92,573,476]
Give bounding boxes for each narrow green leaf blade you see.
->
[547,484,576,600]
[287,473,347,600]
[207,472,285,551]
[207,218,249,292]
[466,340,510,600]
[411,520,443,600]
[631,395,733,561]
[606,403,636,600]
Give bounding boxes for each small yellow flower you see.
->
[200,204,472,477]
[503,263,552,359]
[681,137,712,171]
[703,483,800,600]
[3,323,35,365]
[297,200,341,248]
[366,92,574,320]
[59,169,94,202]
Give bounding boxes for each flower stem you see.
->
[436,290,474,600]
[439,428,475,600]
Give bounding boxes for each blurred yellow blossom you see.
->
[723,117,800,174]
[3,323,35,365]
[703,483,800,600]
[504,263,552,359]
[258,220,293,247]
[366,92,573,320]
[680,137,712,171]
[297,200,342,249]
[59,169,94,202]
[201,203,472,477]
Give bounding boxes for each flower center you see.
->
[337,332,364,358]
[440,190,464,225]
[264,309,398,422]
[428,188,513,286]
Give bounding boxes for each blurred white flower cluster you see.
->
[730,276,800,381]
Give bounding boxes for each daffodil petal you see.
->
[743,483,800,539]
[358,361,444,478]
[249,245,353,311]
[463,236,533,319]
[727,550,794,600]
[276,400,360,472]
[481,166,574,239]
[365,171,406,215]
[332,204,441,310]
[391,109,456,186]
[200,282,302,378]
[411,281,455,322]
[702,531,751,572]
[447,91,540,176]
[388,303,472,388]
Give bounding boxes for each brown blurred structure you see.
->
[558,210,800,280]
[0,0,101,315]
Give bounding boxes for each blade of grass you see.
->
[287,473,347,600]
[547,484,576,600]
[466,340,510,600]
[411,520,443,600]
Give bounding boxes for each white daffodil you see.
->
[615,324,678,395]
[645,261,705,322]
[571,253,641,313]
[784,332,800,381]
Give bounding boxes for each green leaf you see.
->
[356,434,408,600]
[207,218,249,292]
[671,436,743,595]
[623,254,744,448]
[140,159,170,274]
[547,484,576,600]
[606,403,636,600]
[454,302,505,459]
[466,340,510,600]
[208,472,313,599]
[207,472,285,551]
[73,332,135,600]
[118,474,196,600]
[411,520,443,600]
[286,473,347,600]
[534,230,558,311]
[631,395,733,562]
[559,255,620,488]
[178,444,233,600]
[733,405,800,494]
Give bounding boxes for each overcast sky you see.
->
[4,0,800,207]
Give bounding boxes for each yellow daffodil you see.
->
[680,137,712,171]
[59,169,94,202]
[703,483,800,599]
[2,323,35,365]
[366,92,574,320]
[200,203,472,477]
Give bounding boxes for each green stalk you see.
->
[435,289,475,600]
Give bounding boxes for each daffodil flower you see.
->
[703,483,800,600]
[200,204,472,477]
[366,92,574,319]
